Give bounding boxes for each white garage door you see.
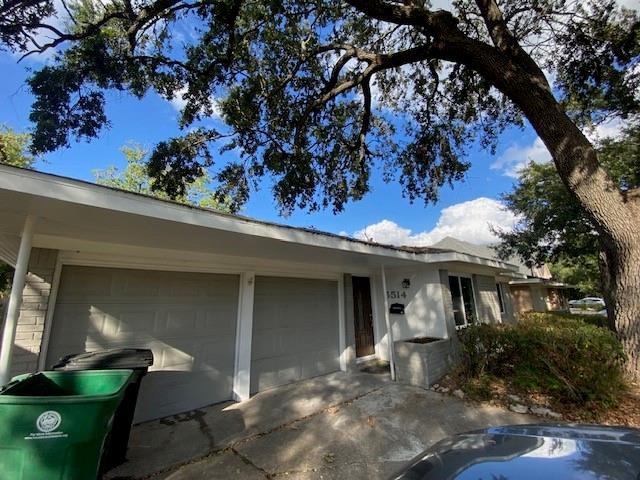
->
[46,266,239,422]
[251,276,340,393]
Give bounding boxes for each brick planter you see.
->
[394,337,456,388]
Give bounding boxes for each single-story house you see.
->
[432,237,572,320]
[0,164,530,422]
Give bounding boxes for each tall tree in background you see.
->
[0,1,639,375]
[549,255,601,298]
[0,125,36,169]
[94,143,229,209]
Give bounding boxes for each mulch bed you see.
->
[438,374,640,428]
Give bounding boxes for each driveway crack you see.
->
[230,447,271,478]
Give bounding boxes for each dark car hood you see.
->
[392,424,640,480]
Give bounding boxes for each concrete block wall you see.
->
[10,248,58,377]
[394,338,455,387]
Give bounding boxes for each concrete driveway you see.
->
[107,371,537,480]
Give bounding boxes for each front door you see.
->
[352,276,375,357]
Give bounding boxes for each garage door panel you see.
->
[57,268,114,297]
[251,276,339,394]
[250,330,282,360]
[300,349,339,377]
[47,266,239,422]
[58,269,239,304]
[251,359,300,392]
[158,346,194,371]
[195,340,236,367]
[296,329,336,351]
[51,303,233,338]
[164,308,199,331]
[117,310,158,334]
[136,369,233,420]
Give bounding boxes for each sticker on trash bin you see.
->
[37,411,61,432]
[25,410,68,440]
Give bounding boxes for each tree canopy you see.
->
[0,125,36,169]
[549,254,601,297]
[1,0,638,213]
[94,143,230,209]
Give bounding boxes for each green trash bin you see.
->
[0,369,133,480]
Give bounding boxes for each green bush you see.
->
[523,311,610,329]
[456,315,625,409]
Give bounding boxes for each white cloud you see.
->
[491,137,551,178]
[584,116,626,144]
[492,116,629,178]
[169,86,222,118]
[618,0,640,10]
[169,87,189,111]
[430,0,454,9]
[352,197,519,246]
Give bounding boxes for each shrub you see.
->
[523,311,610,329]
[456,315,626,410]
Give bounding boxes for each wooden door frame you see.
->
[352,275,376,358]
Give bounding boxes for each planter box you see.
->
[394,337,456,388]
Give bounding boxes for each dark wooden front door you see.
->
[352,276,375,357]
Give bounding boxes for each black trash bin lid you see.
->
[52,348,154,370]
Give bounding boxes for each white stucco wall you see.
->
[380,267,448,348]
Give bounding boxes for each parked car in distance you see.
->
[391,424,640,480]
[568,297,607,316]
[568,297,605,309]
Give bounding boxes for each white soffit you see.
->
[0,234,19,266]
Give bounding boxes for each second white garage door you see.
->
[46,266,239,422]
[251,276,340,393]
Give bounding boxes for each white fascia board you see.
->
[423,251,517,271]
[509,278,544,285]
[509,278,572,288]
[0,166,424,263]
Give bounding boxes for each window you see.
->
[449,276,465,327]
[449,275,477,327]
[496,283,505,314]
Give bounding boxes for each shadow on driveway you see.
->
[108,370,538,480]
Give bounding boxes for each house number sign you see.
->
[387,290,407,300]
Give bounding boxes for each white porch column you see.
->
[233,271,255,401]
[337,275,347,371]
[0,216,35,384]
[380,264,396,381]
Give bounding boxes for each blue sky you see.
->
[0,49,545,246]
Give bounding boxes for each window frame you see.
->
[496,282,505,314]
[448,273,478,329]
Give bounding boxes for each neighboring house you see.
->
[0,165,535,422]
[431,237,572,321]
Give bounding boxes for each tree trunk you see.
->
[601,242,640,378]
